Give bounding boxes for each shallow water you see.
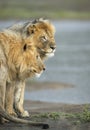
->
[0,20,90,104]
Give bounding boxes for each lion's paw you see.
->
[21,110,30,117]
[7,109,17,117]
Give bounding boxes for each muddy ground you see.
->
[0,100,90,130]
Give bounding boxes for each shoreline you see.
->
[24,100,90,113]
[25,81,74,92]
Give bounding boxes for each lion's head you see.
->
[8,37,45,80]
[26,18,56,60]
[8,18,56,59]
[9,18,56,61]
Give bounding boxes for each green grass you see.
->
[0,0,90,19]
[79,105,90,122]
[31,105,90,123]
[0,8,90,20]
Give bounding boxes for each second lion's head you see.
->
[8,37,45,80]
[24,18,56,60]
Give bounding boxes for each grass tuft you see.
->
[31,105,90,123]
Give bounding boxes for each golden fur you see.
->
[9,18,56,60]
[7,18,56,117]
[0,31,47,127]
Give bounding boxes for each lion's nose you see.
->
[43,67,46,71]
[50,46,56,50]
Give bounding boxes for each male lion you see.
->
[8,18,56,117]
[0,31,49,129]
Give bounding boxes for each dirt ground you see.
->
[0,82,90,130]
[0,100,90,130]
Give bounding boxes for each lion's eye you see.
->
[41,36,47,42]
[36,55,39,59]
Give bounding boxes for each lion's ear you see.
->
[27,24,37,35]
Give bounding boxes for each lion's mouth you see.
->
[45,52,54,57]
[35,71,43,78]
[45,49,56,57]
[38,48,56,57]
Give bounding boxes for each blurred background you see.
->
[0,0,90,20]
[0,0,90,104]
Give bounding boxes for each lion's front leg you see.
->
[0,63,8,123]
[5,81,17,116]
[0,82,7,123]
[0,82,6,111]
[14,80,29,117]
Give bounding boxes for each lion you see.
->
[8,18,56,117]
[0,31,49,129]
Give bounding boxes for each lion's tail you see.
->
[0,106,49,129]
